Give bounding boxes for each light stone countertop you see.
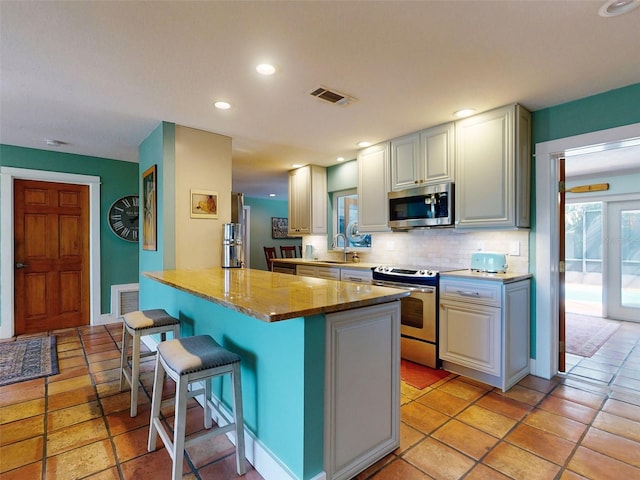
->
[144,267,409,322]
[440,269,533,283]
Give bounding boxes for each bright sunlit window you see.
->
[333,189,371,248]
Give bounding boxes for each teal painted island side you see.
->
[141,268,408,480]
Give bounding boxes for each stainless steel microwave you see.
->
[388,183,454,229]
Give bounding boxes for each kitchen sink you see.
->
[311,260,350,264]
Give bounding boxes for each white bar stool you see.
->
[119,309,180,417]
[147,335,246,480]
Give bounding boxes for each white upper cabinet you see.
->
[455,104,531,229]
[358,143,391,232]
[391,123,455,191]
[420,122,455,185]
[390,133,420,191]
[288,165,327,236]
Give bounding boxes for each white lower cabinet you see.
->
[439,276,530,391]
[325,302,400,480]
[296,265,340,280]
[440,301,501,376]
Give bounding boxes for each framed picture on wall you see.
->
[271,217,290,239]
[190,189,218,219]
[142,164,157,251]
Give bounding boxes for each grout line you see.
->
[79,325,125,480]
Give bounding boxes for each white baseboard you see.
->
[94,313,121,326]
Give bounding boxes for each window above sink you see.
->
[333,189,371,250]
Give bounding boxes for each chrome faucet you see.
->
[333,233,349,262]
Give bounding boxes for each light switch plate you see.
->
[509,241,520,256]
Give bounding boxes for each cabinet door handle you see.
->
[456,290,480,297]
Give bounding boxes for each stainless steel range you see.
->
[372,266,441,368]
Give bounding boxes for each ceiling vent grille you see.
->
[309,86,357,106]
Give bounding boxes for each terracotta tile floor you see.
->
[1,321,639,480]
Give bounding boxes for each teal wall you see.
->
[150,281,325,480]
[0,144,139,314]
[529,82,640,357]
[244,196,301,270]
[327,159,357,192]
[532,83,640,145]
[138,122,177,310]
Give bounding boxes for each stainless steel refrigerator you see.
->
[222,193,244,268]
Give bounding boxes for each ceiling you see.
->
[1,1,639,198]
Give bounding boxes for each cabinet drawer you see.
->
[296,265,340,280]
[440,279,501,306]
[317,266,340,280]
[340,269,372,283]
[296,265,317,277]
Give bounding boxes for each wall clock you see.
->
[108,195,139,242]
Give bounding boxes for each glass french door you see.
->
[607,200,640,321]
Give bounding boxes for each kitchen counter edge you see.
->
[440,269,533,283]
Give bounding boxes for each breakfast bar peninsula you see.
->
[143,267,408,480]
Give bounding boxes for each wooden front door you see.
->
[14,180,90,334]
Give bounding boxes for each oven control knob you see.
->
[418,270,425,275]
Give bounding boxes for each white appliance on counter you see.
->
[470,252,508,273]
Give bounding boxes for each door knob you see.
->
[15,263,29,269]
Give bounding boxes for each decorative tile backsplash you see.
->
[305,229,530,273]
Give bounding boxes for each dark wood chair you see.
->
[298,245,303,258]
[280,245,298,258]
[263,247,277,271]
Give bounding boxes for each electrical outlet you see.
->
[509,241,520,256]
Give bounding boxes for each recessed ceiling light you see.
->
[269,193,276,197]
[599,0,640,16]
[256,63,276,75]
[357,141,372,148]
[45,139,65,147]
[336,157,345,162]
[291,163,303,168]
[214,101,231,110]
[453,108,476,118]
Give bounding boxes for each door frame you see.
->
[534,122,640,379]
[1,167,101,339]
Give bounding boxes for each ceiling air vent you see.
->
[309,86,357,106]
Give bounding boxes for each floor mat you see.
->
[566,313,620,357]
[400,359,450,390]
